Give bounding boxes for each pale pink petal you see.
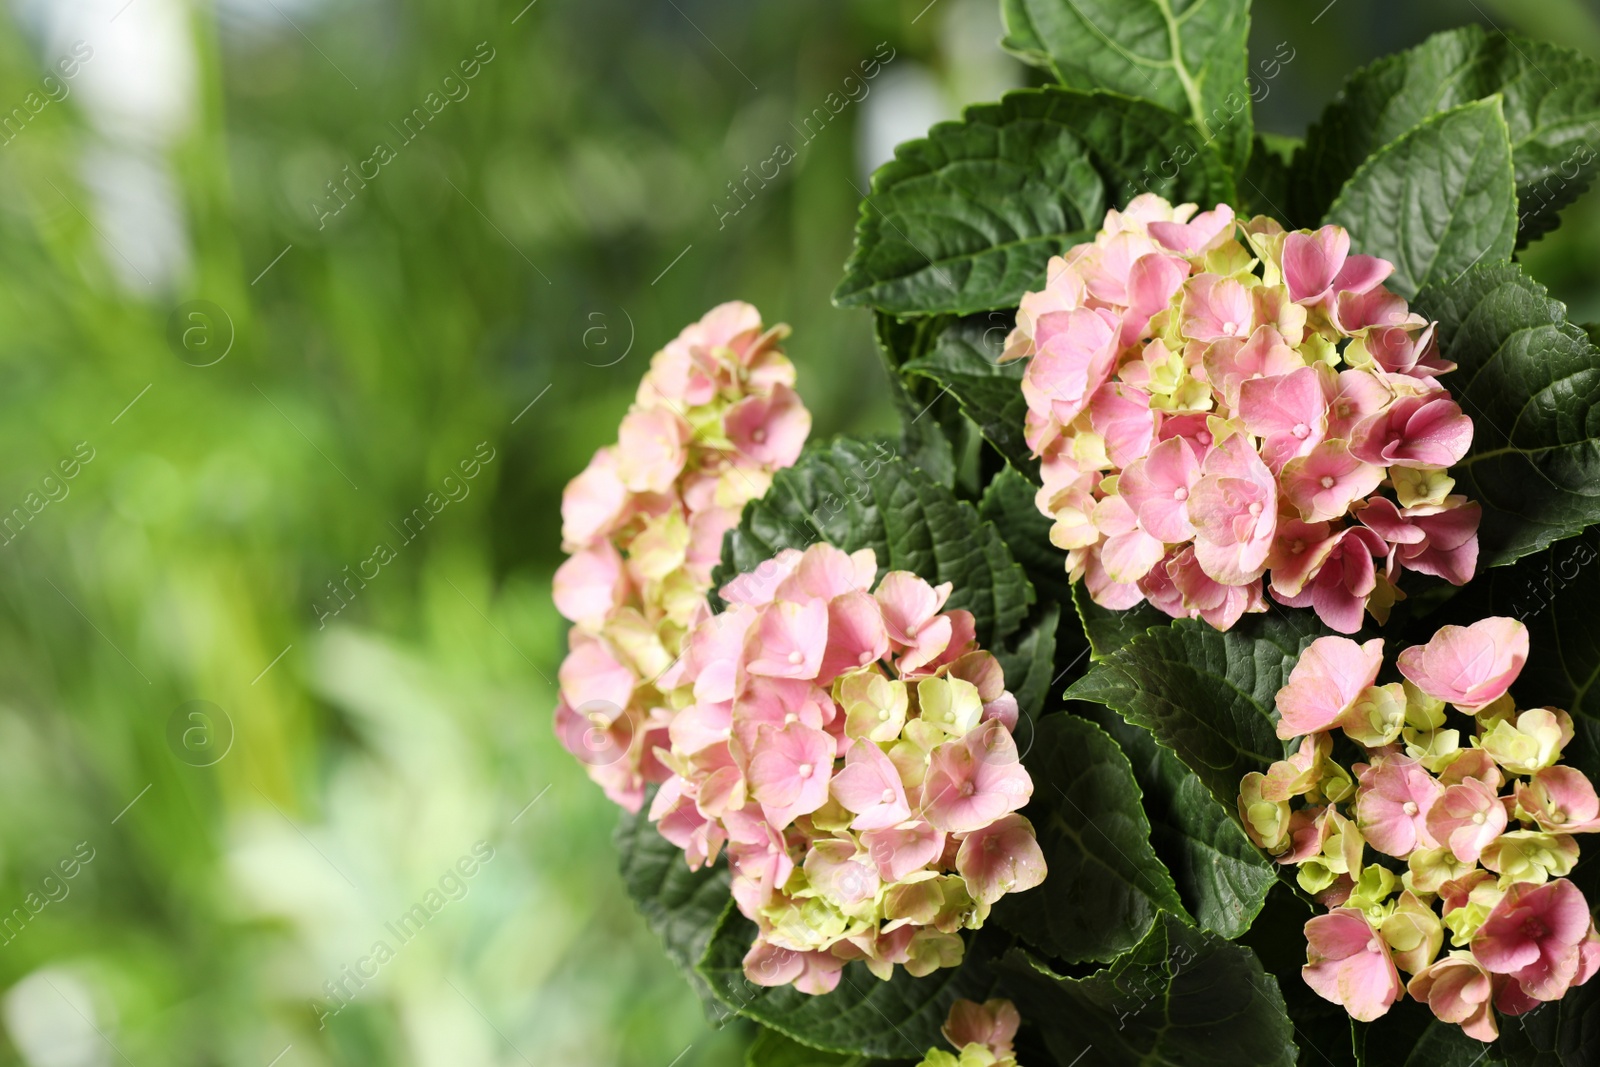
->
[1355,757,1445,858]
[920,721,1032,833]
[861,821,945,882]
[1350,394,1473,468]
[1089,381,1156,468]
[1280,441,1385,523]
[745,599,830,680]
[1302,908,1403,1021]
[1240,366,1329,472]
[1022,307,1121,427]
[1283,226,1351,304]
[1474,880,1591,1001]
[1276,636,1384,739]
[558,631,636,713]
[831,739,912,830]
[956,814,1046,904]
[561,447,632,547]
[725,382,811,467]
[1187,435,1278,585]
[817,591,891,679]
[1181,273,1254,343]
[1425,776,1507,864]
[776,543,877,602]
[1148,204,1236,256]
[1397,618,1528,712]
[1121,252,1192,344]
[1121,436,1202,543]
[615,407,690,493]
[747,721,836,829]
[1202,326,1302,410]
[875,571,953,646]
[552,541,629,628]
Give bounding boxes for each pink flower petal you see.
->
[747,721,836,829]
[1397,617,1528,712]
[745,598,830,680]
[1276,635,1384,739]
[920,721,1033,833]
[831,739,912,830]
[1283,226,1351,304]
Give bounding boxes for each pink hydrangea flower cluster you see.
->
[917,998,1023,1067]
[1003,195,1481,633]
[651,541,1046,994]
[1238,617,1600,1038]
[553,302,812,811]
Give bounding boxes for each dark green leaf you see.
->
[1240,133,1297,219]
[1072,582,1168,660]
[993,714,1190,963]
[698,912,1006,1058]
[874,312,959,490]
[712,438,1033,648]
[616,797,733,1012]
[978,466,1067,601]
[1000,0,1254,173]
[1323,98,1517,299]
[977,468,1094,699]
[901,315,1035,477]
[745,1027,913,1067]
[997,915,1297,1066]
[1353,1003,1509,1066]
[1278,965,1358,1067]
[1238,881,1355,1067]
[994,602,1061,729]
[1411,262,1600,566]
[1083,705,1275,939]
[834,87,1236,317]
[1292,25,1600,242]
[1065,613,1325,807]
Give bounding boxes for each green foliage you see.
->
[1293,26,1600,243]
[1072,583,1168,661]
[1352,1004,1508,1065]
[834,87,1236,316]
[999,916,1298,1066]
[698,912,1007,1059]
[901,315,1034,476]
[1323,98,1518,298]
[1084,706,1276,939]
[1065,614,1324,807]
[874,312,962,489]
[978,466,1071,604]
[1000,0,1254,174]
[993,714,1190,963]
[617,798,734,1010]
[713,438,1033,648]
[1413,263,1600,565]
[746,1028,911,1066]
[992,602,1062,726]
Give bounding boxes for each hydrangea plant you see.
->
[1004,199,1478,633]
[554,5,1600,1064]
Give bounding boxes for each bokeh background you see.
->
[1,1,1598,1064]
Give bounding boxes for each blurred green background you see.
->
[0,1,1598,1064]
